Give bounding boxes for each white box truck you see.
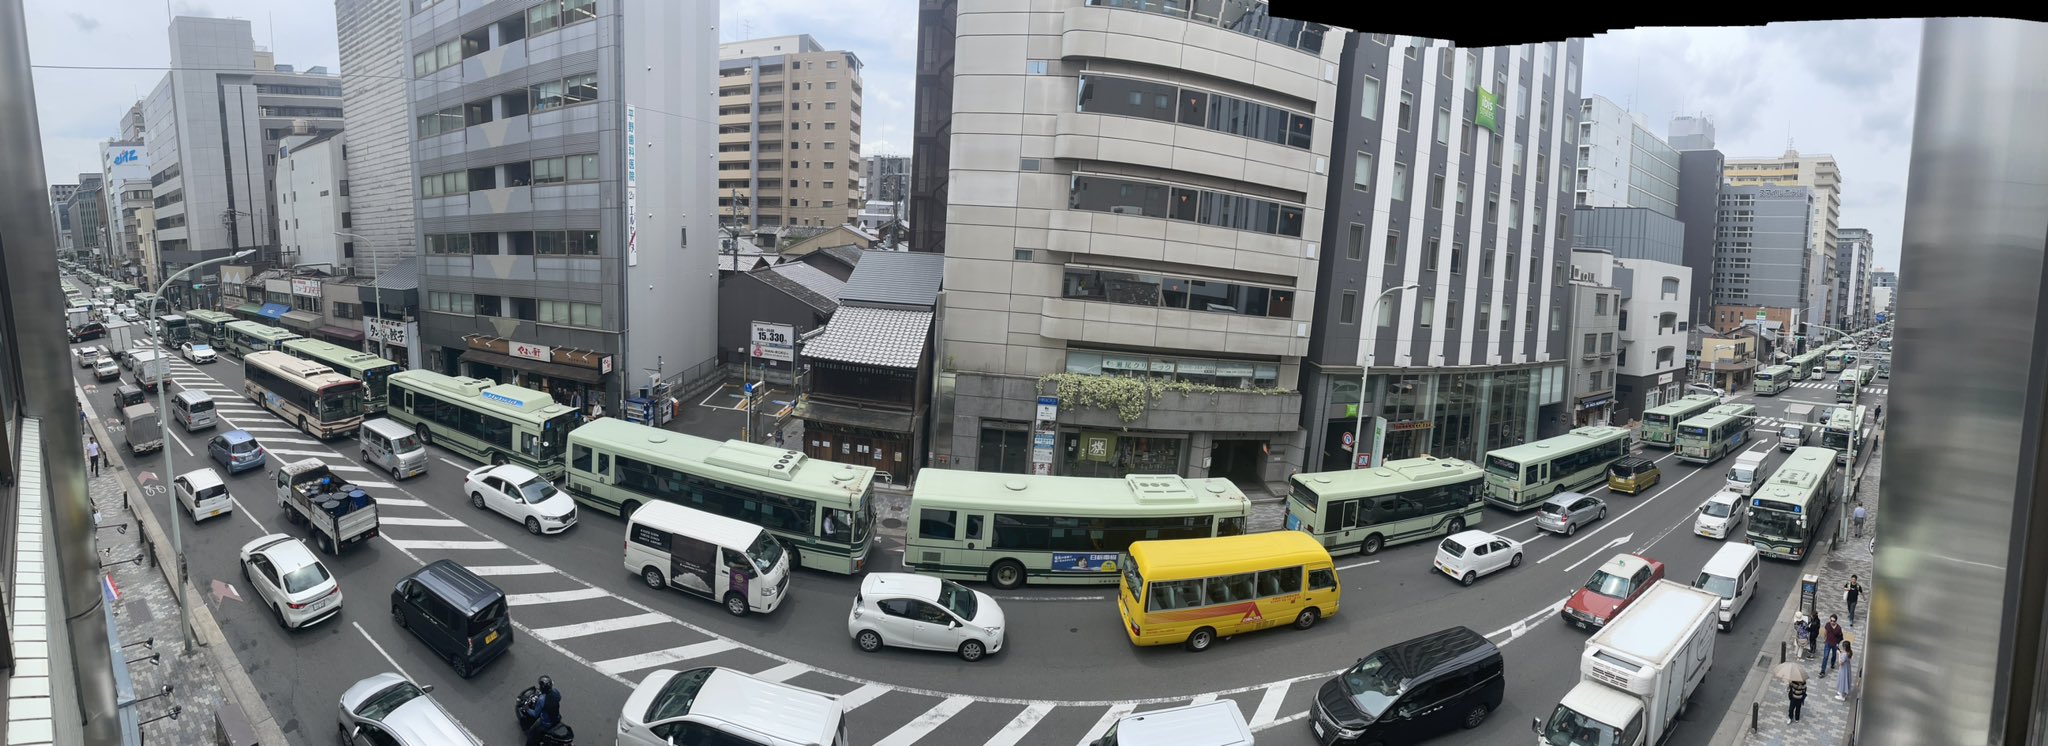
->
[130,349,172,392]
[103,320,135,364]
[1534,580,1719,746]
[1723,451,1768,496]
[275,459,381,555]
[1778,403,1816,452]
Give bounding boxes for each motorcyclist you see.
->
[524,675,563,745]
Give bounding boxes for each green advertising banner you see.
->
[1476,88,1500,132]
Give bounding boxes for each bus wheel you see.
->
[989,560,1026,590]
[1294,608,1320,631]
[491,452,508,467]
[642,567,665,589]
[1360,534,1385,556]
[621,501,642,519]
[1448,517,1467,535]
[1185,627,1216,652]
[415,426,432,446]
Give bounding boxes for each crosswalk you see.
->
[1785,380,1888,394]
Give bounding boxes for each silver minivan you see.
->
[1694,542,1762,631]
[358,418,428,479]
[172,390,217,432]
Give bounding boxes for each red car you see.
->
[1561,553,1665,630]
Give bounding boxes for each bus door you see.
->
[1535,462,1550,494]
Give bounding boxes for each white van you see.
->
[1724,451,1768,496]
[1693,542,1762,631]
[358,418,428,479]
[618,667,848,746]
[174,468,234,522]
[1091,700,1254,746]
[624,501,791,616]
[171,390,217,432]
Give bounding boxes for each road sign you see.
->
[1342,432,1354,448]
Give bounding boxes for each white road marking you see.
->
[1536,453,1716,567]
[379,517,468,527]
[528,613,670,641]
[439,457,470,470]
[1561,534,1635,573]
[230,426,301,433]
[1078,703,1138,746]
[324,464,373,473]
[354,621,414,681]
[249,436,324,446]
[1336,558,1380,571]
[349,480,396,489]
[229,497,269,534]
[374,497,428,507]
[749,662,809,683]
[594,639,739,676]
[1251,710,1308,733]
[988,592,1113,602]
[1250,681,1291,728]
[384,538,506,551]
[1190,693,1218,705]
[266,448,343,458]
[507,588,612,606]
[465,564,557,576]
[873,696,975,746]
[984,703,1056,746]
[837,683,892,710]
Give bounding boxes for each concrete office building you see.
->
[99,141,154,287]
[1563,251,1621,427]
[406,0,718,410]
[1570,206,1690,420]
[1710,184,1813,345]
[1836,227,1874,332]
[1574,95,1679,216]
[336,0,419,278]
[1871,267,1896,319]
[927,0,1342,487]
[1299,37,1584,470]
[64,175,105,267]
[49,183,77,254]
[251,59,345,250]
[276,126,352,272]
[1667,113,1716,151]
[863,153,908,205]
[717,34,864,231]
[1725,149,1842,334]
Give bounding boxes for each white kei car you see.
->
[1433,529,1525,587]
[462,464,579,535]
[239,533,343,629]
[848,572,1006,661]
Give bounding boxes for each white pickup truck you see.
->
[1535,580,1720,746]
[275,459,380,555]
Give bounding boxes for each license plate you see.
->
[485,630,498,645]
[207,509,221,518]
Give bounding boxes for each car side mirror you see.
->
[420,683,434,694]
[1531,717,1543,734]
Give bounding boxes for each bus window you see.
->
[1206,574,1256,605]
[572,445,591,472]
[823,509,855,543]
[920,509,957,540]
[1219,516,1245,536]
[1149,579,1203,611]
[1309,567,1337,590]
[965,514,984,540]
[1257,567,1301,596]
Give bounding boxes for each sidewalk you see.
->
[1715,433,1882,746]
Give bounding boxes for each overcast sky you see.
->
[28,4,1917,269]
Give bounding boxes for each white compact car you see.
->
[1433,529,1524,586]
[1695,490,1748,540]
[174,467,233,522]
[463,464,578,535]
[239,533,342,629]
[848,572,1006,661]
[180,341,218,364]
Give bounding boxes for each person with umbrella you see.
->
[1774,660,1809,721]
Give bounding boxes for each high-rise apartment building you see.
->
[1724,149,1841,334]
[100,138,154,287]
[1711,185,1813,337]
[1571,206,1692,420]
[405,0,718,409]
[1574,95,1679,216]
[1301,38,1584,469]
[908,0,955,254]
[717,35,864,232]
[862,154,908,205]
[1836,227,1873,331]
[336,0,418,278]
[928,0,1340,486]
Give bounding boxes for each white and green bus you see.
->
[902,470,1250,589]
[1640,395,1721,448]
[1824,350,1846,373]
[1746,446,1840,560]
[1788,351,1823,381]
[1835,372,1861,404]
[564,417,879,575]
[1820,405,1868,467]
[280,338,404,414]
[384,370,578,479]
[186,310,236,347]
[1482,426,1633,511]
[1753,365,1793,395]
[1285,456,1485,556]
[1675,403,1759,464]
[223,320,302,357]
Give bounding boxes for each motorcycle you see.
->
[515,685,576,746]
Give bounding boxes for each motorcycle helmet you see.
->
[537,675,554,694]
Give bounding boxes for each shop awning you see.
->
[459,349,603,385]
[317,325,365,342]
[257,303,289,320]
[281,310,321,330]
[233,302,264,316]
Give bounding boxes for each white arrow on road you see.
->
[1539,522,1632,566]
[1557,533,1634,573]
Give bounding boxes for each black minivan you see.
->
[1310,626,1505,745]
[390,560,513,678]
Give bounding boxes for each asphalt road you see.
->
[73,317,1886,744]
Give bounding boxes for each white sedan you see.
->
[180,342,218,364]
[239,534,342,629]
[463,464,578,535]
[1433,529,1524,587]
[848,572,1006,661]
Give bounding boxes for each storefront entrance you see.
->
[1208,439,1267,486]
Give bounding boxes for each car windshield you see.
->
[1584,569,1633,598]
[1439,537,1469,557]
[645,668,713,722]
[1702,501,1734,518]
[1697,573,1738,599]
[394,434,422,451]
[281,561,332,594]
[937,579,979,621]
[1339,652,1403,718]
[747,533,785,575]
[1540,707,1623,746]
[355,681,427,722]
[515,476,560,505]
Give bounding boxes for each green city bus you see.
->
[1820,405,1868,467]
[281,338,404,414]
[1640,394,1721,448]
[1788,351,1823,381]
[1835,372,1861,405]
[186,310,236,346]
[564,417,879,575]
[1482,426,1632,511]
[1824,350,1846,373]
[1754,365,1793,395]
[1286,456,1485,556]
[1675,403,1759,464]
[1746,446,1841,560]
[903,469,1250,588]
[222,320,302,357]
[384,370,577,479]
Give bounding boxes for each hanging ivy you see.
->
[1035,372,1291,425]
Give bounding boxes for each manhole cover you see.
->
[881,518,903,530]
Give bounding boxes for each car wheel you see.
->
[642,567,665,589]
[453,659,472,679]
[390,604,406,629]
[274,602,289,629]
[525,517,542,535]
[856,630,883,652]
[1566,521,1578,537]
[1361,534,1385,555]
[988,559,1026,590]
[470,492,486,510]
[1510,553,1523,568]
[1185,627,1216,652]
[1461,571,1476,587]
[1599,507,1607,520]
[1463,703,1490,729]
[1294,608,1320,631]
[1448,517,1467,535]
[959,639,986,662]
[724,593,749,617]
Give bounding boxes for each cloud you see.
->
[67,13,99,32]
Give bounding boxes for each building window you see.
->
[1360,76,1380,120]
[1431,174,1445,210]
[1340,291,1358,324]
[1436,108,1450,145]
[1491,132,1503,167]
[538,299,601,328]
[1353,152,1372,191]
[1398,91,1413,131]
[1601,332,1615,352]
[1456,182,1468,216]
[1378,295,1397,327]
[1026,60,1048,75]
[428,291,474,314]
[1069,174,1303,238]
[412,39,460,77]
[1425,237,1440,270]
[1063,267,1298,319]
[1392,162,1409,201]
[1419,297,1435,327]
[1078,74,1312,150]
[1595,295,1608,315]
[1347,224,1365,261]
[1509,198,1521,230]
[1384,231,1401,263]
[1451,243,1464,273]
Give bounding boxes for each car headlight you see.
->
[985,626,1002,638]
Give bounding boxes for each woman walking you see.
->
[1788,675,1808,721]
[1835,640,1855,700]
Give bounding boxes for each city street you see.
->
[72,335,1886,746]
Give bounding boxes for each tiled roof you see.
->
[752,262,843,313]
[839,251,943,308]
[818,245,865,269]
[803,306,933,369]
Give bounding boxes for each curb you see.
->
[82,395,291,745]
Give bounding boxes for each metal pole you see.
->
[1351,285,1417,469]
[0,1,120,737]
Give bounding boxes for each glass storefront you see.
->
[1061,431,1185,478]
[1316,368,1542,472]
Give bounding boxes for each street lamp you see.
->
[1350,283,1421,469]
[148,247,254,650]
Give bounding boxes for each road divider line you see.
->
[873,696,975,746]
[249,436,323,446]
[987,592,1111,602]
[1190,693,1217,704]
[266,448,343,458]
[1336,558,1380,571]
[528,613,670,642]
[507,587,612,606]
[837,683,891,710]
[984,703,1055,746]
[1250,681,1291,729]
[1537,454,1716,566]
[229,497,269,534]
[750,662,809,683]
[594,639,738,676]
[374,497,427,507]
[354,621,414,682]
[1560,534,1635,574]
[384,538,506,551]
[379,517,467,527]
[324,464,373,473]
[465,563,556,576]
[1078,703,1138,746]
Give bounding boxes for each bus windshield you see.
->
[319,384,364,421]
[1750,506,1804,540]
[1485,455,1520,480]
[537,412,576,459]
[1822,430,1851,450]
[362,364,400,399]
[1644,413,1670,426]
[1120,555,1143,595]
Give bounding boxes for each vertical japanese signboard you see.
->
[625,104,639,267]
[1032,397,1058,475]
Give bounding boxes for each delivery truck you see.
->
[122,403,163,456]
[275,459,381,555]
[1778,403,1816,452]
[1534,580,1719,746]
[102,320,135,365]
[129,349,172,392]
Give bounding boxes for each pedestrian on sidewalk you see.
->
[1853,502,1869,537]
[1788,675,1808,721]
[1845,575,1864,625]
[1835,640,1856,700]
[85,437,101,477]
[1821,615,1844,675]
[1793,615,1811,659]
